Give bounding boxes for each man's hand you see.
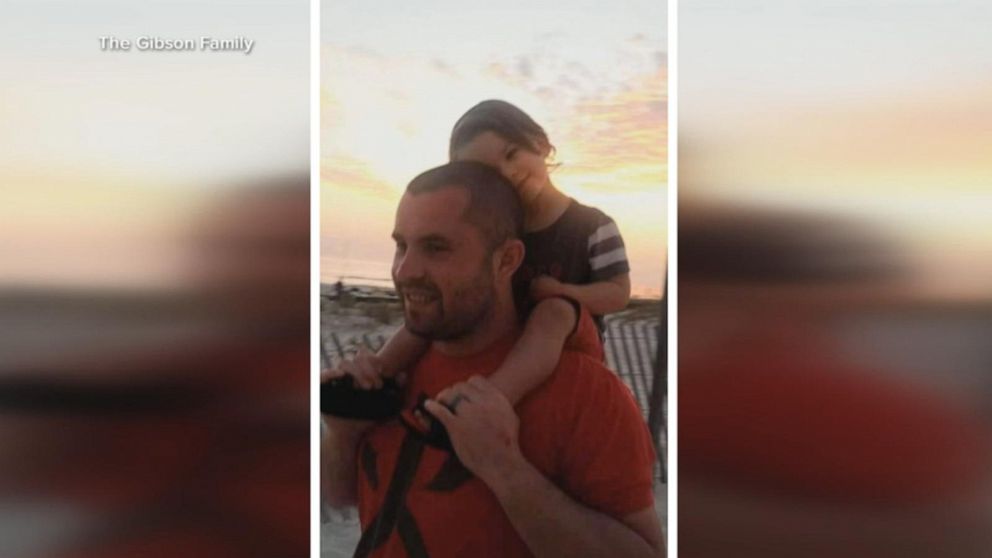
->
[427,377,663,558]
[321,347,390,390]
[529,275,565,301]
[424,376,525,485]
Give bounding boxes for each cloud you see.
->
[516,56,534,79]
[565,61,595,81]
[468,42,669,195]
[431,58,460,78]
[478,37,666,111]
[555,65,668,193]
[629,33,648,45]
[556,75,582,91]
[535,86,556,101]
[339,45,385,61]
[484,61,523,87]
[321,155,396,199]
[705,84,992,188]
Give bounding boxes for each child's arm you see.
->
[530,273,631,316]
[376,325,430,378]
[487,297,578,405]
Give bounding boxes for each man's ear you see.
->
[493,238,525,282]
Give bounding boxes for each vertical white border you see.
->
[666,0,678,554]
[310,0,321,555]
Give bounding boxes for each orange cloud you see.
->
[685,84,992,197]
[321,155,396,199]
[556,65,668,192]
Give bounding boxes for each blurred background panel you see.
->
[0,1,309,556]
[679,1,992,556]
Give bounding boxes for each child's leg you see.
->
[408,298,576,449]
[487,297,578,405]
[326,326,428,390]
[321,326,429,420]
[376,326,430,379]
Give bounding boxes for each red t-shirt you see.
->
[356,334,655,557]
[680,325,988,503]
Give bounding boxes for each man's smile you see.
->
[402,288,439,306]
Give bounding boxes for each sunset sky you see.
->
[0,1,309,290]
[679,0,991,299]
[321,0,668,297]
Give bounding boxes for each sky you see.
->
[321,0,669,298]
[0,0,309,289]
[679,0,992,300]
[1,0,309,184]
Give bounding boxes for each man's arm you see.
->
[320,364,376,509]
[321,416,372,508]
[424,376,664,558]
[489,457,664,557]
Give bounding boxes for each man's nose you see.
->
[392,250,422,282]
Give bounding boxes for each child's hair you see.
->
[449,100,554,160]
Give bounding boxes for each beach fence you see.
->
[321,312,667,482]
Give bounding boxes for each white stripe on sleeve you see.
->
[590,247,628,270]
[587,221,621,249]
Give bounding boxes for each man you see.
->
[324,162,664,557]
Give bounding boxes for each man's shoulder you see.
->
[521,348,657,518]
[555,349,612,379]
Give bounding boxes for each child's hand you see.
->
[529,275,564,301]
[322,347,387,390]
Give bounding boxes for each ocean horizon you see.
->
[322,256,664,300]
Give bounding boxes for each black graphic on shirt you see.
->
[354,435,429,558]
[361,443,379,491]
[425,453,473,492]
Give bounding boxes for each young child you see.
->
[331,99,631,418]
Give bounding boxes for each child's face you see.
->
[452,131,549,206]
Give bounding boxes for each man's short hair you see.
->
[406,161,523,250]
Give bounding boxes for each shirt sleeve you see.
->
[555,355,656,518]
[586,212,630,282]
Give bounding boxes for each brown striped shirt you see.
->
[514,199,630,330]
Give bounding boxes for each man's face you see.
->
[391,187,496,340]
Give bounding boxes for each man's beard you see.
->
[396,266,495,341]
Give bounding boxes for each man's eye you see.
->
[506,147,517,160]
[426,243,448,253]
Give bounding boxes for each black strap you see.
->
[320,375,403,420]
[396,505,430,558]
[398,393,454,452]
